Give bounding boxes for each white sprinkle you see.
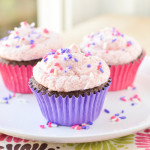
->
[84,82,90,90]
[30,22,35,27]
[51,123,58,127]
[103,43,107,50]
[54,69,57,76]
[90,72,94,78]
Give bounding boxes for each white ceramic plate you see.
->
[0,57,150,143]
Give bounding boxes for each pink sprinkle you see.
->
[111,116,116,120]
[137,98,141,102]
[60,67,63,70]
[126,43,130,47]
[56,52,60,55]
[55,63,59,66]
[51,49,56,52]
[43,28,49,34]
[116,31,120,36]
[115,118,120,122]
[5,44,10,47]
[85,53,90,57]
[97,65,102,70]
[30,44,35,49]
[13,93,16,97]
[112,33,115,36]
[130,97,133,101]
[43,55,48,59]
[72,125,78,129]
[40,125,45,129]
[77,126,82,130]
[50,68,54,73]
[105,50,109,53]
[24,21,28,25]
[87,44,90,47]
[133,94,138,98]
[48,122,51,127]
[53,55,58,58]
[16,31,19,34]
[22,38,25,41]
[120,98,127,102]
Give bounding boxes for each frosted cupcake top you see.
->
[0,21,63,61]
[80,27,142,65]
[33,44,110,92]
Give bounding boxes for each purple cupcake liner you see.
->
[30,81,111,126]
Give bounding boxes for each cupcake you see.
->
[0,21,63,93]
[29,45,111,126]
[80,27,145,91]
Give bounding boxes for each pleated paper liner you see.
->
[29,79,111,126]
[109,51,145,91]
[0,63,33,93]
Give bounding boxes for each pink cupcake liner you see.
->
[109,52,145,91]
[0,63,33,93]
[29,80,111,126]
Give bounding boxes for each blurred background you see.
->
[0,0,150,53]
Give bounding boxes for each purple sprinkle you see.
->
[104,109,110,114]
[3,97,8,100]
[127,41,132,45]
[87,122,93,125]
[87,64,91,68]
[61,48,65,54]
[99,62,102,65]
[46,121,50,125]
[16,45,20,48]
[120,96,125,100]
[100,35,103,40]
[68,54,72,59]
[132,86,136,90]
[64,70,67,73]
[121,34,124,37]
[131,103,135,106]
[64,57,67,61]
[119,116,126,119]
[8,94,11,99]
[74,58,78,62]
[65,49,70,53]
[115,113,120,116]
[14,36,20,39]
[122,49,126,51]
[121,110,124,113]
[5,101,9,104]
[32,30,37,34]
[82,126,86,129]
[29,40,34,44]
[85,126,90,129]
[8,30,11,34]
[68,65,72,69]
[37,34,41,39]
[99,67,104,73]
[28,34,31,37]
[44,58,48,62]
[112,39,117,43]
[92,42,95,45]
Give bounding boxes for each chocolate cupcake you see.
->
[29,45,111,126]
[80,27,145,91]
[0,21,63,93]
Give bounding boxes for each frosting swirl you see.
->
[0,22,63,61]
[80,27,142,65]
[33,45,110,92]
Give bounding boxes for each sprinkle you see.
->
[15,45,20,48]
[44,58,48,62]
[8,94,11,99]
[68,54,72,59]
[105,50,109,53]
[30,22,35,27]
[99,62,102,65]
[87,64,91,68]
[82,126,87,129]
[121,110,124,113]
[64,70,67,73]
[115,113,120,116]
[104,109,110,114]
[131,103,135,106]
[115,118,120,122]
[50,69,54,73]
[30,44,35,49]
[3,97,8,100]
[68,65,72,69]
[87,44,90,47]
[74,58,78,62]
[112,39,117,43]
[13,93,16,97]
[111,116,116,120]
[126,41,132,47]
[119,116,126,119]
[28,34,31,37]
[5,44,10,47]
[65,49,70,53]
[53,55,58,58]
[46,121,50,125]
[22,38,25,41]
[60,67,63,70]
[99,67,104,73]
[84,82,90,89]
[85,53,90,57]
[29,39,34,44]
[14,36,20,39]
[43,28,49,34]
[37,34,41,39]
[31,30,37,34]
[64,57,67,61]
[16,31,19,34]
[40,125,45,129]
[48,122,51,127]
[54,69,57,76]
[87,122,93,125]
[120,96,127,102]
[8,30,11,34]
[51,123,58,127]
[55,63,60,66]
[122,49,126,51]
[103,43,107,49]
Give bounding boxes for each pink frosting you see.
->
[0,22,63,61]
[33,45,110,92]
[80,27,142,65]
